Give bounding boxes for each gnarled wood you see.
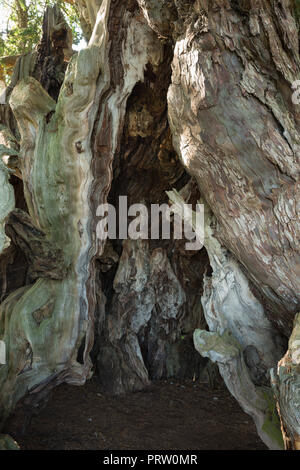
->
[167,1,300,334]
[0,2,107,425]
[0,162,15,256]
[5,209,68,281]
[0,0,299,450]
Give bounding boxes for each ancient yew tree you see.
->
[0,0,299,450]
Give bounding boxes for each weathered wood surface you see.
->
[0,3,106,427]
[168,188,284,449]
[0,1,209,428]
[163,0,299,449]
[0,433,19,450]
[271,312,300,450]
[0,162,15,256]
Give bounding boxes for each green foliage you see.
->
[0,0,82,59]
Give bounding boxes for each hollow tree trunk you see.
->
[0,0,299,451]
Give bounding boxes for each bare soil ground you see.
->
[5,378,266,450]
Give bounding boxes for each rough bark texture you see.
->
[0,0,299,450]
[0,1,212,429]
[0,4,100,427]
[139,0,300,450]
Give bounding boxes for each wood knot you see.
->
[75,141,83,153]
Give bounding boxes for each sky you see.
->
[0,1,86,53]
[0,4,9,36]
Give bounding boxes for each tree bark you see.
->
[0,0,299,450]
